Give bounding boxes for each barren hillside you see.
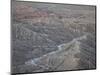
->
[11,1,96,74]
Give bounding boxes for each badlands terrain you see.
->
[11,1,96,74]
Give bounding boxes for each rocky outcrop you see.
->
[11,1,96,74]
[12,34,96,73]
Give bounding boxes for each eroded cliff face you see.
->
[11,1,96,74]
